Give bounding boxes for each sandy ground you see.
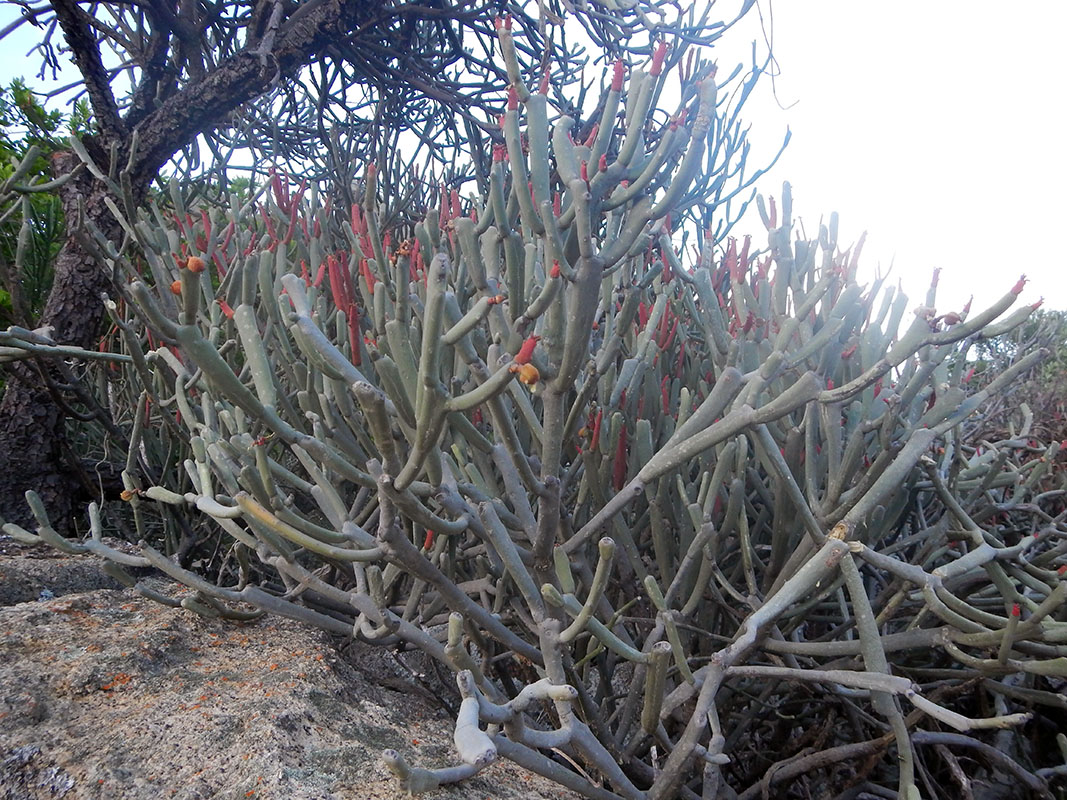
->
[0,543,580,800]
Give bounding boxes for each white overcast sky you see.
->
[712,1,1065,314]
[2,1,1063,313]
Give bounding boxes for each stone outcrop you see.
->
[0,543,579,799]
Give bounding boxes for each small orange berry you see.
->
[515,363,540,385]
[186,256,206,273]
[170,280,182,295]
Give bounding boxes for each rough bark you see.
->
[128,0,350,186]
[0,152,120,533]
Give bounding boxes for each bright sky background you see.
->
[713,1,1066,314]
[2,1,1063,314]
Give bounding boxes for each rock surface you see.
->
[0,548,124,606]
[0,544,580,800]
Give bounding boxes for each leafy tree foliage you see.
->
[0,80,89,325]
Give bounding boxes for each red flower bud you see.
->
[515,335,541,364]
[583,123,599,148]
[650,41,668,77]
[612,59,625,92]
[591,409,603,451]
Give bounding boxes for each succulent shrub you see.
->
[968,309,1067,485]
[5,33,1067,800]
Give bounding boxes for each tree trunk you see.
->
[0,152,121,534]
[0,0,392,533]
